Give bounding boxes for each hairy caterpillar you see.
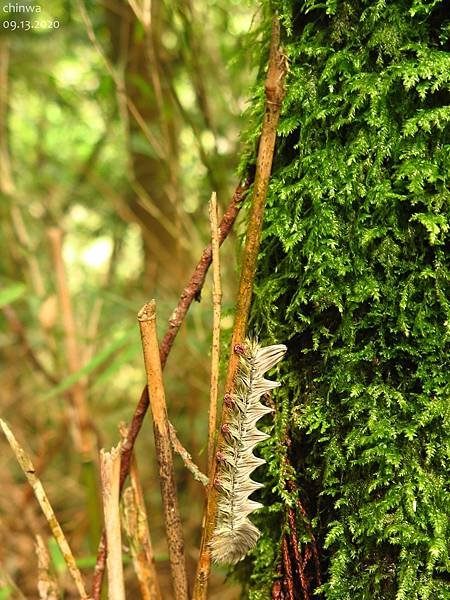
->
[210,339,287,565]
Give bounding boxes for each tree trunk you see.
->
[246,2,450,598]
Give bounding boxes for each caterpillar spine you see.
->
[210,339,286,565]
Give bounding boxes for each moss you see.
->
[241,1,450,598]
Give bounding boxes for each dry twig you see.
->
[0,419,90,600]
[100,444,125,600]
[120,422,162,600]
[169,422,209,487]
[122,480,162,600]
[193,17,287,598]
[138,300,189,600]
[47,228,94,459]
[207,192,222,474]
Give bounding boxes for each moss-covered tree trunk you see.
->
[243,2,450,598]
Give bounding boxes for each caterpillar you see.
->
[210,339,287,565]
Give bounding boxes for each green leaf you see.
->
[0,283,26,308]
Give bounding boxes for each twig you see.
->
[138,301,189,600]
[122,483,162,600]
[207,192,222,474]
[287,508,310,600]
[35,535,60,600]
[271,564,284,600]
[193,17,287,599]
[120,422,162,600]
[169,422,209,487]
[47,228,95,459]
[10,205,45,296]
[283,437,322,589]
[100,444,125,600]
[281,536,295,600]
[0,419,90,600]
[91,178,250,599]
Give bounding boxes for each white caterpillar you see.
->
[210,339,287,565]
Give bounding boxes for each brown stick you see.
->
[138,300,189,600]
[47,228,95,459]
[281,536,295,600]
[122,457,162,600]
[0,420,90,599]
[100,444,125,600]
[192,18,287,599]
[91,178,249,598]
[285,462,322,588]
[287,508,311,600]
[169,422,209,487]
[207,192,222,475]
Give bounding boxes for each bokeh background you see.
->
[0,0,258,596]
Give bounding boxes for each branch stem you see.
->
[0,420,90,600]
[138,301,189,600]
[100,444,125,600]
[207,192,222,475]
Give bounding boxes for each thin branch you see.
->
[100,444,126,600]
[193,17,287,599]
[10,204,46,297]
[47,228,95,459]
[207,192,222,475]
[138,300,189,600]
[281,536,295,600]
[122,456,162,600]
[119,422,162,600]
[288,508,311,600]
[0,419,90,600]
[169,422,209,487]
[91,178,250,599]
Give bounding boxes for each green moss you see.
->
[242,1,450,598]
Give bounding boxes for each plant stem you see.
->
[47,227,95,459]
[100,444,125,600]
[122,452,162,600]
[138,301,189,600]
[281,536,295,600]
[207,192,222,475]
[192,17,287,599]
[0,419,90,600]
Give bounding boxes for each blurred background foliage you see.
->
[0,0,258,595]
